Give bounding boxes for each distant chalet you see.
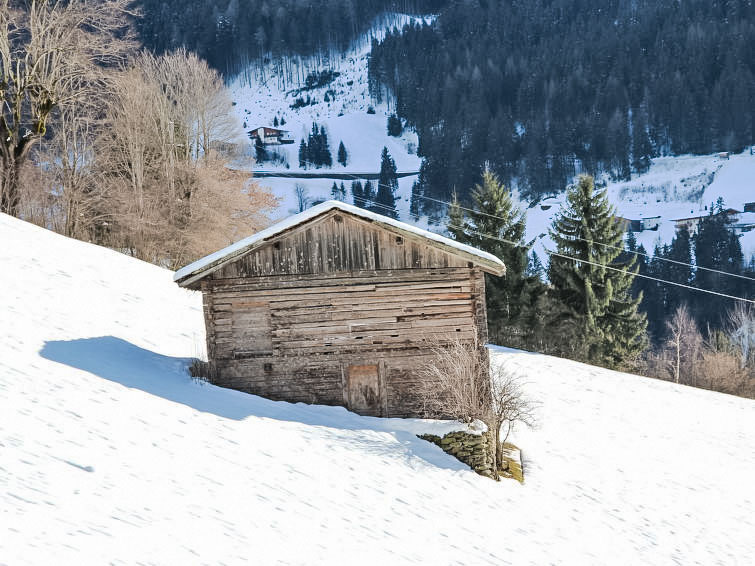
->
[174,201,504,418]
[249,126,294,145]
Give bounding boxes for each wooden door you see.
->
[346,364,381,415]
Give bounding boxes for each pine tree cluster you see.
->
[138,0,444,76]
[634,199,754,341]
[298,123,332,169]
[370,1,755,203]
[450,173,648,369]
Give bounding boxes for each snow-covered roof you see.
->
[174,200,505,287]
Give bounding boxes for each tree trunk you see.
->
[0,155,22,216]
[1,138,36,217]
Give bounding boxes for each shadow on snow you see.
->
[40,336,468,473]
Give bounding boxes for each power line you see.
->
[419,194,755,283]
[258,160,755,303]
[351,192,754,304]
[447,223,755,305]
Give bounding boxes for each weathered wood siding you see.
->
[208,211,471,280]
[198,209,492,418]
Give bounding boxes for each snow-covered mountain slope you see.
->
[524,149,755,261]
[229,13,426,219]
[2,213,755,565]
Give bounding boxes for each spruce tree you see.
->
[643,243,667,341]
[409,180,422,221]
[337,141,348,167]
[363,180,375,204]
[446,169,530,342]
[374,147,398,218]
[387,114,403,137]
[351,180,364,207]
[527,251,545,280]
[547,175,647,368]
[298,139,307,169]
[254,137,266,163]
[693,200,746,327]
[665,227,693,315]
[331,182,340,201]
[320,125,332,167]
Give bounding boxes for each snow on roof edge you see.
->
[174,200,505,285]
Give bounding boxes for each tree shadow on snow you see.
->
[40,336,468,473]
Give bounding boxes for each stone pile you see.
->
[418,430,497,479]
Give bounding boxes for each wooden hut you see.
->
[174,201,505,418]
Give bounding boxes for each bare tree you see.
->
[93,50,277,267]
[665,305,702,385]
[727,303,755,369]
[417,336,537,472]
[416,337,490,424]
[294,184,310,212]
[489,360,537,469]
[0,0,133,216]
[41,98,110,239]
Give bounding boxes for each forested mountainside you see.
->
[137,0,444,76]
[369,0,755,202]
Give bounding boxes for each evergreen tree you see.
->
[387,113,403,136]
[351,180,364,207]
[665,227,693,315]
[331,182,340,201]
[692,200,746,327]
[273,116,279,127]
[409,180,422,221]
[363,180,376,204]
[643,243,667,341]
[320,125,332,167]
[548,175,647,367]
[298,139,307,169]
[447,169,531,342]
[254,137,266,163]
[527,251,545,280]
[337,141,348,167]
[374,147,398,218]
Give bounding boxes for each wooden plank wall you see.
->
[202,267,487,417]
[210,211,472,279]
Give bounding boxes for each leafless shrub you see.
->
[489,360,537,469]
[727,303,755,370]
[665,305,703,385]
[696,347,752,398]
[417,336,537,471]
[643,305,754,398]
[416,336,490,424]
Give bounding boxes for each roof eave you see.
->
[174,202,506,287]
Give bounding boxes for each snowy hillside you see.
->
[2,214,755,564]
[524,150,755,261]
[229,14,427,219]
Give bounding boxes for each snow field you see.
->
[229,14,423,176]
[523,150,755,261]
[2,212,755,564]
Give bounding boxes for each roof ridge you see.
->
[173,200,505,287]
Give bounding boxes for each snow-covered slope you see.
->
[524,150,755,261]
[2,214,755,565]
[229,13,427,219]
